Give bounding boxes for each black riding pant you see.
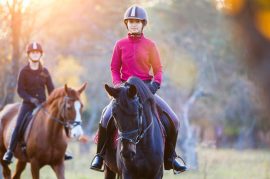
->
[8,102,35,151]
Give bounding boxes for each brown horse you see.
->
[0,83,86,179]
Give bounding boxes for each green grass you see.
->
[4,144,270,179]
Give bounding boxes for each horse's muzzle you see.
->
[70,126,84,139]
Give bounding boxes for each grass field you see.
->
[3,144,270,179]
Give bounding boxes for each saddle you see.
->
[156,106,173,139]
[18,105,43,153]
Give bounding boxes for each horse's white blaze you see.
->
[70,100,84,139]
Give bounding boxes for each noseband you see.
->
[114,97,153,145]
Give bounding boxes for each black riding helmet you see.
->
[27,42,43,54]
[124,5,148,27]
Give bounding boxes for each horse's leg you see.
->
[0,162,11,179]
[51,162,65,179]
[30,160,41,179]
[154,168,163,179]
[0,159,12,179]
[121,172,132,179]
[104,164,116,179]
[12,160,27,179]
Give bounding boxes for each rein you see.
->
[40,96,81,130]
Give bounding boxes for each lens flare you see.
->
[255,10,270,40]
[215,0,245,15]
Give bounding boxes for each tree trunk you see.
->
[179,87,204,170]
[4,1,22,105]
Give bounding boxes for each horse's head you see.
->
[105,83,143,160]
[46,82,87,140]
[63,83,87,139]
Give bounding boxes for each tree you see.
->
[0,0,38,107]
[222,0,270,141]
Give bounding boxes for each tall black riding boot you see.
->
[162,114,187,173]
[90,124,107,172]
[3,129,19,164]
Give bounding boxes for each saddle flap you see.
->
[22,105,43,143]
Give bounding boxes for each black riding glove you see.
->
[148,81,160,94]
[30,97,40,106]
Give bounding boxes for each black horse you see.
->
[103,77,165,179]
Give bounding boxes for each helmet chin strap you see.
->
[28,53,42,63]
[129,24,145,35]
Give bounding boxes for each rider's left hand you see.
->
[148,81,160,94]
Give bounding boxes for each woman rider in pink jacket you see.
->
[90,5,187,173]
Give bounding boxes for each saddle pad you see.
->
[23,105,43,142]
[94,130,118,148]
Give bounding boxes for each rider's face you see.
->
[127,19,143,34]
[29,51,42,61]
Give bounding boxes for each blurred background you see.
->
[1,0,270,178]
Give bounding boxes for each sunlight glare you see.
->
[0,0,30,12]
[255,10,270,40]
[215,0,244,15]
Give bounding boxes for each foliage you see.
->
[0,0,269,146]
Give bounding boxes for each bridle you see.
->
[114,96,153,145]
[41,96,82,131]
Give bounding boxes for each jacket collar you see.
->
[128,33,144,41]
[25,62,42,72]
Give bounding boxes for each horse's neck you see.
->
[142,105,161,144]
[39,105,65,139]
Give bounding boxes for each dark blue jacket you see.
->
[17,63,54,104]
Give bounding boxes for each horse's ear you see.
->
[77,82,87,94]
[105,84,120,98]
[127,84,137,98]
[64,84,69,94]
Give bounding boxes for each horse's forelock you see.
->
[46,87,79,105]
[46,88,65,105]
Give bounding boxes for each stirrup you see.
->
[173,155,187,175]
[90,166,104,172]
[64,154,73,161]
[90,155,104,172]
[3,151,14,165]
